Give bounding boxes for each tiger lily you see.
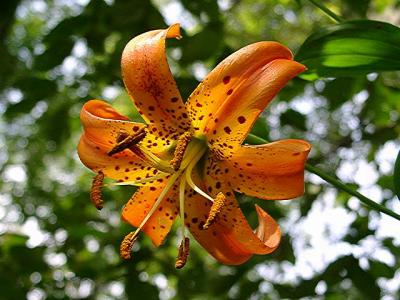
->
[78,24,311,266]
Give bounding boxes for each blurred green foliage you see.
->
[0,0,400,299]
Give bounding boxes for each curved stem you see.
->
[246,133,400,222]
[306,0,343,23]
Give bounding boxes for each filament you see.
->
[129,171,181,241]
[179,175,187,241]
[185,150,214,203]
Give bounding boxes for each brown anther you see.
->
[203,192,226,229]
[120,231,138,260]
[116,132,129,143]
[170,132,192,171]
[175,237,190,269]
[90,171,104,210]
[108,128,147,156]
[128,145,147,161]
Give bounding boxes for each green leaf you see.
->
[280,108,307,131]
[368,259,395,278]
[394,148,400,200]
[250,116,269,140]
[296,20,400,79]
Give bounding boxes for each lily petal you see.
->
[80,100,145,146]
[187,42,305,158]
[212,140,311,200]
[121,180,179,247]
[203,169,281,255]
[78,100,165,182]
[184,171,280,264]
[186,42,294,131]
[183,186,252,265]
[122,24,191,139]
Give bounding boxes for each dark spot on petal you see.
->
[223,76,231,84]
[224,126,231,134]
[238,116,246,124]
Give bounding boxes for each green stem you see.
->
[306,0,343,23]
[246,133,400,222]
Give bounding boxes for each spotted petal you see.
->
[122,24,191,140]
[183,171,280,264]
[78,100,166,182]
[121,180,179,247]
[186,42,305,158]
[183,187,252,265]
[203,171,281,255]
[208,140,311,200]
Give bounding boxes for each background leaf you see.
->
[296,20,400,78]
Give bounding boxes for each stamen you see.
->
[132,171,181,237]
[120,231,138,260]
[175,237,190,269]
[129,145,175,174]
[203,192,226,229]
[185,149,214,203]
[170,132,192,171]
[179,176,187,244]
[90,171,104,210]
[108,128,147,156]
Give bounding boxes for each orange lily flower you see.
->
[78,24,311,266]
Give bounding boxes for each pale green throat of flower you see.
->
[92,128,225,268]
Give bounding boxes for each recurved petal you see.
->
[208,59,305,158]
[80,99,145,146]
[183,171,280,265]
[187,42,292,133]
[183,186,252,265]
[186,41,305,158]
[122,24,191,139]
[78,100,166,182]
[203,172,281,255]
[214,140,311,200]
[121,180,179,247]
[78,135,166,183]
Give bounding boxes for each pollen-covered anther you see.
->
[120,231,138,260]
[107,127,147,156]
[90,171,104,210]
[170,131,193,171]
[175,237,190,269]
[203,192,226,230]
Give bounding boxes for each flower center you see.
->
[95,129,224,267]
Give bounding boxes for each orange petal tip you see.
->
[166,23,182,40]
